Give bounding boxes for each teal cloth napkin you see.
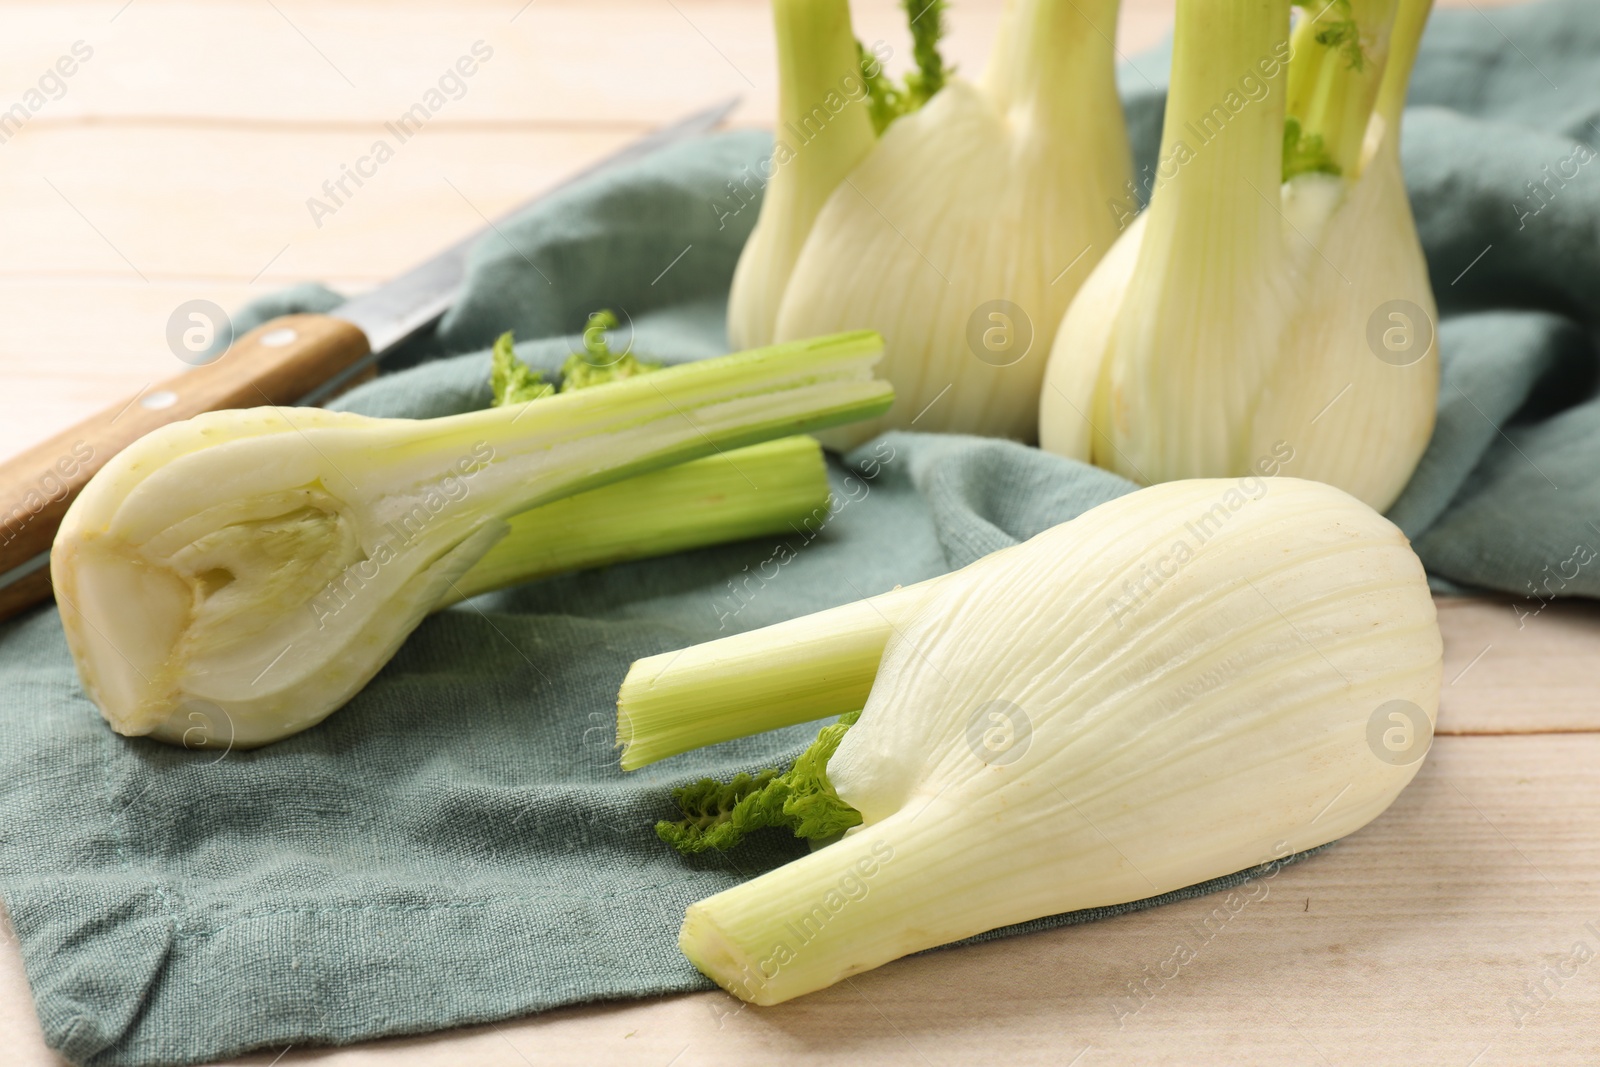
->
[4,2,1598,1063]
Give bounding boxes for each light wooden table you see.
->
[3,1,1584,1064]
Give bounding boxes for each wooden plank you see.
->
[2,730,1595,1066]
[0,0,1004,130]
[0,0,1509,131]
[0,914,57,1067]
[0,280,255,461]
[1437,597,1600,736]
[0,127,630,457]
[0,126,632,280]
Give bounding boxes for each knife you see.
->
[0,97,739,622]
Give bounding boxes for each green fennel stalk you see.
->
[728,0,880,350]
[442,437,828,603]
[446,322,833,600]
[616,579,936,769]
[1284,0,1397,179]
[728,0,954,350]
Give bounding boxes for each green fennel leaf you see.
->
[559,309,661,391]
[903,0,949,107]
[490,331,555,406]
[858,41,910,136]
[1283,117,1343,181]
[489,312,663,407]
[1307,0,1365,71]
[656,711,864,854]
[853,0,951,136]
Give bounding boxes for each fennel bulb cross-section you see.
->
[1040,0,1439,512]
[730,0,1132,446]
[52,333,892,748]
[668,478,1441,1003]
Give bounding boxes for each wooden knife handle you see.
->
[0,312,370,621]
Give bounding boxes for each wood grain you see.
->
[0,125,631,460]
[1437,596,1600,735]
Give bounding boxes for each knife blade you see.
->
[0,97,740,620]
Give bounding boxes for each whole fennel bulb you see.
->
[1040,0,1439,512]
[640,477,1441,1003]
[729,0,1133,446]
[52,333,891,748]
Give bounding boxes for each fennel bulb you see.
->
[729,0,1133,446]
[1040,0,1439,512]
[621,478,1441,1003]
[52,333,892,748]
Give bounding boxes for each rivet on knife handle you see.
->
[0,313,369,618]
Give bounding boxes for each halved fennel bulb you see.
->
[53,333,892,748]
[624,478,1440,1003]
[1040,0,1439,512]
